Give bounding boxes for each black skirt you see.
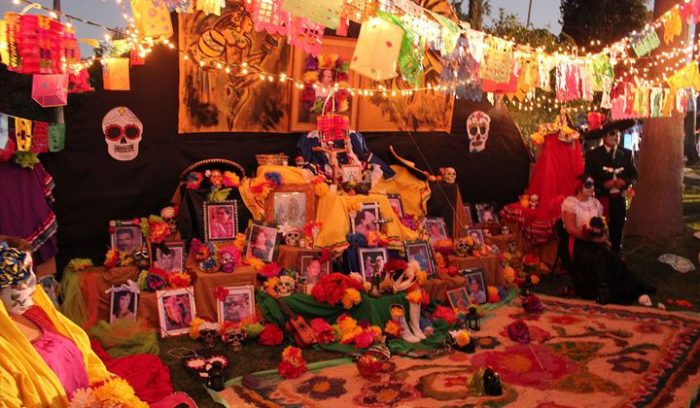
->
[570,238,654,304]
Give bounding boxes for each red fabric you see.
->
[90,340,174,404]
[528,134,584,222]
[23,306,58,333]
[598,196,610,220]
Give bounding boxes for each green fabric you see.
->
[257,291,409,328]
[87,318,160,357]
[59,259,93,326]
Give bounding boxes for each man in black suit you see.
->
[585,124,637,252]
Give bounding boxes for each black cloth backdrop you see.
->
[1,37,530,273]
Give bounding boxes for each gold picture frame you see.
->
[265,183,316,229]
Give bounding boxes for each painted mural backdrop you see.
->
[178,0,292,133]
[356,0,456,132]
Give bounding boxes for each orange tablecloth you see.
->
[276,245,323,271]
[80,265,256,329]
[447,254,504,286]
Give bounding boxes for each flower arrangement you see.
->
[384,320,401,338]
[245,256,265,272]
[433,305,458,325]
[406,288,429,305]
[311,272,365,307]
[258,323,284,346]
[189,318,220,340]
[259,262,282,278]
[341,287,362,309]
[167,272,191,288]
[264,276,281,298]
[191,239,218,272]
[432,238,454,256]
[449,329,471,348]
[278,346,307,379]
[68,377,147,408]
[136,270,167,292]
[334,315,382,349]
[103,249,134,268]
[310,318,337,344]
[488,286,501,303]
[139,215,170,244]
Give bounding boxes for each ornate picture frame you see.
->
[265,184,315,229]
[216,285,255,325]
[203,200,239,242]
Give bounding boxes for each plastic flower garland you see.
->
[167,272,191,288]
[189,318,220,340]
[278,346,307,379]
[139,215,170,244]
[301,54,351,114]
[433,305,458,325]
[103,249,134,268]
[334,315,382,348]
[310,318,337,344]
[384,320,400,338]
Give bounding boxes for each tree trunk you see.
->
[626,0,688,239]
[468,0,482,30]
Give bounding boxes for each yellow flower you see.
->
[348,201,362,213]
[406,289,423,304]
[92,377,147,408]
[453,330,470,347]
[415,269,427,285]
[246,256,265,272]
[503,266,516,283]
[337,315,358,337]
[264,277,280,297]
[369,325,383,342]
[342,288,362,309]
[465,236,475,246]
[303,71,319,82]
[189,317,205,339]
[234,233,247,250]
[530,274,541,285]
[531,131,545,145]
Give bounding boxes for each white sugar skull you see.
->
[466,111,491,153]
[276,275,296,297]
[453,237,471,257]
[284,230,302,247]
[442,167,457,184]
[529,194,539,210]
[160,206,176,234]
[102,107,142,161]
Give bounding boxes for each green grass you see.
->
[160,165,700,407]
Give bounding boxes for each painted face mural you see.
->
[102,107,143,161]
[466,111,491,153]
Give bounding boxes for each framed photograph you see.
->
[387,193,404,217]
[424,217,448,244]
[466,229,485,247]
[475,203,499,224]
[204,201,238,242]
[358,247,388,281]
[446,287,470,313]
[341,165,363,183]
[157,287,196,337]
[109,220,144,254]
[290,36,359,132]
[245,223,280,263]
[351,202,381,237]
[405,241,436,276]
[299,253,331,293]
[110,285,138,323]
[152,241,185,273]
[463,269,488,305]
[265,184,315,229]
[216,285,255,324]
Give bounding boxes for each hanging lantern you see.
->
[103,58,130,91]
[62,24,80,69]
[350,17,403,81]
[130,0,173,40]
[32,74,69,107]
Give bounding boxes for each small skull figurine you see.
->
[229,328,247,352]
[529,194,539,210]
[295,156,305,167]
[219,249,236,273]
[276,275,296,297]
[200,328,219,349]
[442,167,457,184]
[453,237,471,257]
[160,206,177,235]
[284,230,302,247]
[500,225,510,235]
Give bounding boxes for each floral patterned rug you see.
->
[212,296,700,408]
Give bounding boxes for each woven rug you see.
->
[212,296,700,408]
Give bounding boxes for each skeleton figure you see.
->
[442,167,457,184]
[221,327,247,352]
[284,230,302,247]
[466,111,491,153]
[102,107,143,161]
[276,275,296,297]
[529,194,539,210]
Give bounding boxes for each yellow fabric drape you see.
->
[239,165,314,222]
[373,165,431,218]
[0,287,112,408]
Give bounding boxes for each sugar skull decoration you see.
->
[284,230,303,247]
[441,167,457,184]
[529,194,539,210]
[466,111,491,153]
[102,107,143,161]
[276,275,296,297]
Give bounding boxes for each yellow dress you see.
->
[0,287,112,407]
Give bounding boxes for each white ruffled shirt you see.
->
[561,196,604,229]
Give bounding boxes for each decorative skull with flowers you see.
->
[466,111,491,153]
[453,237,473,257]
[276,275,296,297]
[102,107,142,161]
[221,326,247,352]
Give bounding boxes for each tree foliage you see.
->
[450,0,491,30]
[560,0,651,50]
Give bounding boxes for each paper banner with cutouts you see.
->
[667,61,700,91]
[466,29,485,63]
[536,54,555,91]
[440,37,482,101]
[283,0,344,29]
[479,37,513,84]
[663,7,682,44]
[631,28,660,57]
[103,58,130,91]
[31,121,49,153]
[14,117,33,152]
[428,11,460,56]
[48,123,65,152]
[131,0,173,39]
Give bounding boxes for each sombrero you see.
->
[583,112,636,141]
[389,145,431,181]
